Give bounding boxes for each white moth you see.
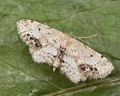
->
[17,19,114,84]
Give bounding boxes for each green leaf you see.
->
[0,0,120,96]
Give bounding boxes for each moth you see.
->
[17,19,114,84]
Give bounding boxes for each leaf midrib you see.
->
[44,78,120,96]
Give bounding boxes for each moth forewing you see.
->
[17,19,114,84]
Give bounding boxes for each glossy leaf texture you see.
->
[0,0,120,96]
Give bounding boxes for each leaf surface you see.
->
[0,0,120,96]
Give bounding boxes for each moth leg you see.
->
[72,34,98,39]
[53,58,60,71]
